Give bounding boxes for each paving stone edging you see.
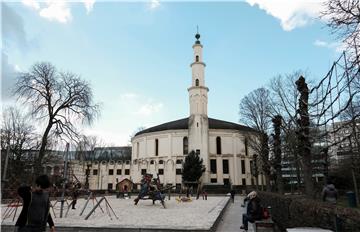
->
[1,197,231,232]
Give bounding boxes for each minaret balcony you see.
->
[188,86,209,92]
[190,61,206,67]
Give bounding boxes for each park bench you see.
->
[253,218,275,232]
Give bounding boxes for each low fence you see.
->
[258,192,360,231]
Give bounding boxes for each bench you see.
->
[253,218,275,232]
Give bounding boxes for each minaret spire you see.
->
[195,26,201,44]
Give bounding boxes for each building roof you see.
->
[134,117,257,136]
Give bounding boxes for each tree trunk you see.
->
[296,76,314,197]
[273,115,284,194]
[35,120,53,176]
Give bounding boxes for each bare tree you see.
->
[239,88,272,191]
[1,107,39,191]
[269,71,307,191]
[14,62,100,176]
[321,0,360,71]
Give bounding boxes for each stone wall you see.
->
[258,192,360,232]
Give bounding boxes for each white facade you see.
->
[129,34,261,188]
[78,34,262,190]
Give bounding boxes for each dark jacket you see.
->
[246,196,262,220]
[322,184,338,203]
[15,186,54,230]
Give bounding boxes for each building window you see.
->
[159,160,164,164]
[109,169,114,175]
[242,178,246,186]
[196,149,200,155]
[244,137,248,156]
[223,160,229,174]
[211,178,217,183]
[125,169,130,175]
[195,79,199,86]
[196,55,199,62]
[150,160,155,164]
[176,159,182,164]
[108,183,113,190]
[158,169,164,175]
[141,169,147,175]
[210,159,217,174]
[137,142,140,157]
[176,169,182,175]
[183,137,188,155]
[93,169,98,175]
[241,160,246,174]
[224,178,230,186]
[116,169,121,175]
[155,139,159,156]
[216,136,222,154]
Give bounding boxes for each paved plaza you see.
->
[217,195,255,232]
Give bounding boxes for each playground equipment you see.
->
[84,196,118,220]
[1,198,22,223]
[133,173,174,208]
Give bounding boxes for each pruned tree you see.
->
[14,62,100,176]
[272,115,284,194]
[182,150,205,187]
[296,76,314,197]
[239,88,272,191]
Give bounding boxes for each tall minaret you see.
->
[188,30,209,183]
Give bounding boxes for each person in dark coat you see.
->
[71,186,79,209]
[240,191,262,231]
[322,181,338,204]
[15,175,55,232]
[230,189,235,203]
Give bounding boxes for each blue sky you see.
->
[2,0,342,146]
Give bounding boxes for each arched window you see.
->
[195,79,199,86]
[216,136,221,155]
[155,139,159,156]
[183,137,188,155]
[196,55,199,62]
[244,137,248,156]
[137,142,140,157]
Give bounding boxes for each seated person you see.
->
[240,191,262,231]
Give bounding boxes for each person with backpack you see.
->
[15,175,55,232]
[240,191,262,231]
[322,180,338,204]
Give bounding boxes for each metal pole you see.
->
[344,52,360,205]
[2,146,10,190]
[60,143,70,218]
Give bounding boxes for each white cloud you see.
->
[39,1,72,23]
[83,0,95,14]
[118,93,164,116]
[21,0,40,10]
[246,0,324,31]
[22,0,95,23]
[136,102,163,116]
[150,0,160,10]
[314,39,344,53]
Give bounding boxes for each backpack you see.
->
[26,191,49,229]
[262,207,270,219]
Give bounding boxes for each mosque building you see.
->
[82,33,263,191]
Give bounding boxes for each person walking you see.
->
[322,180,338,204]
[230,189,235,203]
[240,191,262,231]
[15,175,55,232]
[71,186,79,209]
